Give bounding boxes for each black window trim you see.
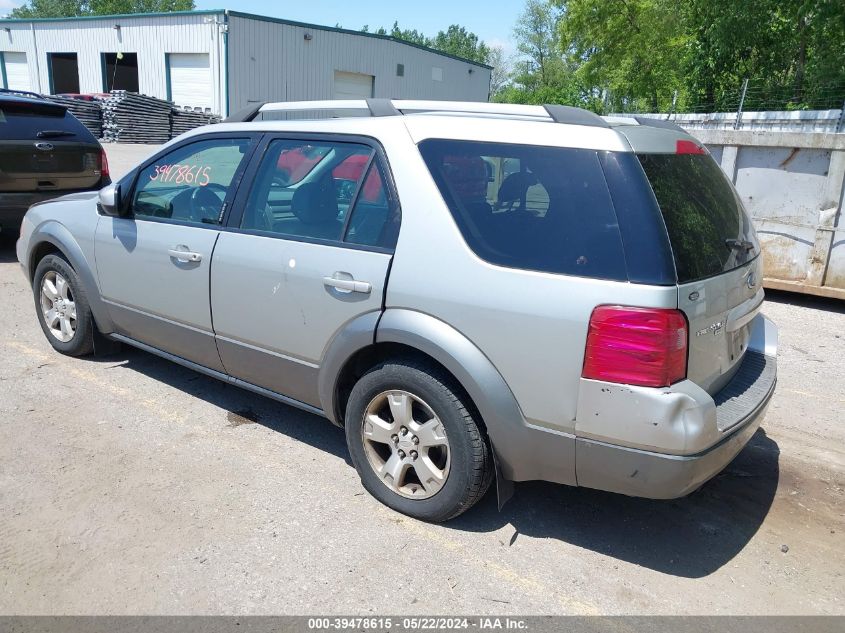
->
[223,131,401,254]
[122,131,263,230]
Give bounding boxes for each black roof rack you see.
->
[222,99,614,129]
[544,105,610,128]
[223,102,266,123]
[0,88,48,101]
[632,116,685,133]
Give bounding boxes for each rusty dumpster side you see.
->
[694,129,845,300]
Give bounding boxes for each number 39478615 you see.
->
[150,164,212,186]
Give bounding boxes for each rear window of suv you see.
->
[0,99,92,141]
[637,153,759,283]
[419,139,627,281]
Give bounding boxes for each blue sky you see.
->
[0,1,523,51]
[192,1,522,51]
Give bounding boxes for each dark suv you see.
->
[0,90,109,236]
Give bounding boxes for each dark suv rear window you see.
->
[419,139,627,281]
[0,99,92,141]
[638,153,759,283]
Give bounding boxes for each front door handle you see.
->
[323,275,371,294]
[168,247,202,263]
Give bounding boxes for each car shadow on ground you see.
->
[0,235,20,263]
[86,343,780,580]
[765,288,845,314]
[93,345,350,462]
[448,428,780,578]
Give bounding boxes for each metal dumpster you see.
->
[694,128,845,300]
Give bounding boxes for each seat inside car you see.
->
[287,175,342,239]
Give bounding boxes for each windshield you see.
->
[638,153,759,283]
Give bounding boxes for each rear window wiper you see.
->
[725,238,755,252]
[36,130,75,138]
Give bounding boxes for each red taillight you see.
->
[675,139,706,155]
[582,306,688,388]
[99,148,110,180]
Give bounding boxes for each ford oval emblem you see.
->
[34,142,54,152]
[688,290,700,301]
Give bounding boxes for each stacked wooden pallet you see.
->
[97,91,172,144]
[49,95,104,139]
[170,106,222,139]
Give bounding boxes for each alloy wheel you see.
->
[361,390,451,499]
[40,271,77,343]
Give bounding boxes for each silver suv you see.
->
[16,100,778,522]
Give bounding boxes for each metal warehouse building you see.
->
[0,9,492,117]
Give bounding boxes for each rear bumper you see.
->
[576,369,774,498]
[574,314,777,499]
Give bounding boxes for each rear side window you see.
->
[0,100,92,141]
[419,139,627,280]
[638,153,759,283]
[240,138,399,249]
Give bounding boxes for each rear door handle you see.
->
[323,275,371,294]
[168,247,202,263]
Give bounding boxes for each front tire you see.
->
[345,359,493,522]
[33,254,95,357]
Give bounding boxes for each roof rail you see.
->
[632,116,685,133]
[223,102,266,123]
[0,87,47,101]
[366,98,401,117]
[222,98,613,128]
[544,105,609,128]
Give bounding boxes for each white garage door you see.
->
[333,71,374,99]
[3,52,31,92]
[168,53,213,111]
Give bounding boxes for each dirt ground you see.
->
[0,145,842,614]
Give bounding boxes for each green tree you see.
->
[486,45,514,97]
[361,21,492,65]
[513,0,562,88]
[681,0,845,110]
[11,0,194,18]
[430,24,490,64]
[557,0,687,112]
[10,0,85,17]
[386,21,429,47]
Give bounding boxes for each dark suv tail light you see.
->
[582,306,688,388]
[100,148,110,181]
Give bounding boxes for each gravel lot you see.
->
[0,145,842,615]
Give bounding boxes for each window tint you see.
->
[344,162,399,249]
[418,139,627,280]
[0,100,92,141]
[638,153,759,282]
[240,139,374,242]
[132,138,251,226]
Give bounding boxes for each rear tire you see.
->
[345,358,493,522]
[33,254,95,357]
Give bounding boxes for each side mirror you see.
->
[97,183,123,217]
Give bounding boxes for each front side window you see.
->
[418,139,627,280]
[240,138,398,248]
[131,138,251,226]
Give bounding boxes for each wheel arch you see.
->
[26,221,115,333]
[318,308,573,486]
